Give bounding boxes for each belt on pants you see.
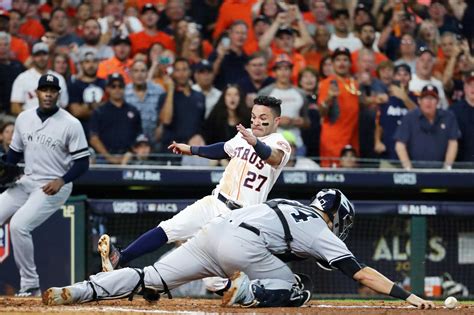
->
[238,222,260,236]
[217,193,242,210]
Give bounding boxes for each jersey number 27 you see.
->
[243,171,268,192]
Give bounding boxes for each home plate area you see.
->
[1,296,473,314]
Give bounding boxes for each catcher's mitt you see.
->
[0,160,22,186]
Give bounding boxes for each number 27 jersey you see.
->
[215,130,291,207]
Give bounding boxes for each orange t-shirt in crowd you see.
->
[303,50,331,73]
[19,18,45,43]
[318,74,360,167]
[213,0,256,39]
[269,47,306,85]
[129,31,176,56]
[351,50,388,75]
[10,36,30,63]
[97,56,134,84]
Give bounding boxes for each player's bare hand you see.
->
[406,294,435,309]
[42,178,65,195]
[168,141,192,155]
[236,124,257,146]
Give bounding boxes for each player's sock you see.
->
[119,227,168,265]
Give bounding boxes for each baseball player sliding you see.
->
[97,95,291,292]
[0,74,90,297]
[43,189,434,309]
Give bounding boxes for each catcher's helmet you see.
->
[309,189,355,241]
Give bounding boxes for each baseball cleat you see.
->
[42,287,74,305]
[222,271,256,307]
[288,289,311,307]
[98,234,121,272]
[15,287,41,297]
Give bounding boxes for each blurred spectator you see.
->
[0,121,13,155]
[161,0,188,36]
[375,63,416,160]
[159,58,205,150]
[51,53,73,81]
[395,84,460,169]
[125,59,165,151]
[212,0,255,44]
[436,34,474,103]
[48,8,83,53]
[251,0,285,22]
[376,61,396,89]
[328,9,362,52]
[67,48,106,136]
[303,0,333,35]
[209,20,249,90]
[417,19,441,57]
[147,45,176,88]
[98,0,143,41]
[302,25,331,74]
[238,52,274,108]
[262,26,308,84]
[201,84,250,145]
[89,73,143,164]
[246,15,271,55]
[97,34,133,84]
[450,70,474,162]
[129,3,175,57]
[121,134,156,165]
[37,0,78,21]
[282,130,319,169]
[297,67,320,158]
[74,2,92,37]
[0,31,25,118]
[428,0,462,35]
[10,42,68,115]
[192,59,221,119]
[351,22,388,75]
[259,54,309,153]
[379,12,417,61]
[0,9,29,64]
[318,55,333,79]
[13,0,45,46]
[177,21,213,65]
[339,144,359,168]
[394,33,417,75]
[188,0,220,41]
[409,46,449,109]
[318,47,360,167]
[77,18,114,62]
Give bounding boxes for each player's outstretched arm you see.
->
[168,141,192,155]
[353,267,434,309]
[236,124,284,167]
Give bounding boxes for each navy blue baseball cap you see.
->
[420,84,439,99]
[194,59,212,72]
[106,73,125,86]
[37,74,61,90]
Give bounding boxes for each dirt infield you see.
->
[1,296,473,315]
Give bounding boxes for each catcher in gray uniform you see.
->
[42,189,434,309]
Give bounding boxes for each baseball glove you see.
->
[0,160,22,186]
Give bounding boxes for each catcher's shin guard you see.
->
[251,282,311,307]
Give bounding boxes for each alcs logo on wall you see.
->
[0,223,10,263]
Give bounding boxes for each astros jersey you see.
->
[10,108,90,183]
[229,199,355,267]
[215,130,291,207]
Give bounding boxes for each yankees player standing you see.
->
[44,189,434,309]
[0,74,90,296]
[98,95,291,291]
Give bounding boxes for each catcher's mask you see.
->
[309,189,355,241]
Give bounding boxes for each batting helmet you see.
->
[309,189,355,241]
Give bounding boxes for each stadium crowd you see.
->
[0,0,473,169]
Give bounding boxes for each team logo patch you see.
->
[46,75,54,82]
[277,140,291,153]
[0,223,10,263]
[127,111,135,119]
